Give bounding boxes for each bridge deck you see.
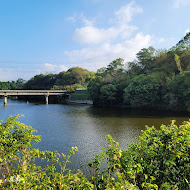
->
[0,90,67,96]
[0,90,68,105]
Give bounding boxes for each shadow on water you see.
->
[85,106,190,118]
[0,99,189,175]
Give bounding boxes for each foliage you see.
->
[0,116,190,189]
[88,76,104,105]
[87,35,190,111]
[24,74,56,90]
[176,31,190,47]
[0,79,25,90]
[136,46,156,69]
[55,67,95,87]
[0,115,93,189]
[120,120,190,189]
[0,82,13,90]
[170,71,190,111]
[123,74,160,108]
[70,90,90,100]
[89,121,190,190]
[174,54,183,73]
[106,58,124,74]
[88,135,138,190]
[99,84,118,105]
[1,33,190,112]
[51,84,84,92]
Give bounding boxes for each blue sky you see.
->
[0,0,189,81]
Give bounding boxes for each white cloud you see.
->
[65,1,165,71]
[38,63,67,74]
[66,13,95,26]
[0,68,17,81]
[65,33,153,70]
[72,2,141,45]
[115,1,143,24]
[0,68,35,81]
[0,63,68,81]
[73,26,122,44]
[80,14,95,26]
[173,0,190,8]
[73,25,137,44]
[65,14,77,22]
[185,29,190,34]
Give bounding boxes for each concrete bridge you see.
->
[0,90,67,105]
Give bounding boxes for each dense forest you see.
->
[1,32,190,112]
[0,67,94,91]
[88,32,190,112]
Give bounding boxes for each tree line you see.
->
[0,32,190,112]
[88,32,190,112]
[0,67,95,91]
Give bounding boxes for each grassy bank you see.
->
[70,89,90,100]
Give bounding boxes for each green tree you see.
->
[136,46,156,69]
[170,71,190,111]
[24,74,56,90]
[174,54,183,73]
[99,84,117,104]
[176,31,190,47]
[127,60,142,77]
[88,76,104,105]
[55,71,72,86]
[123,74,160,108]
[0,82,12,90]
[107,58,124,73]
[96,67,107,76]
[15,78,26,89]
[55,67,94,88]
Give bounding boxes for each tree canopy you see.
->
[0,32,190,112]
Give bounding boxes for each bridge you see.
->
[0,90,68,105]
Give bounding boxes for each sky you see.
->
[0,0,190,81]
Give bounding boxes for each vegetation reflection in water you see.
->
[0,99,189,174]
[0,114,189,189]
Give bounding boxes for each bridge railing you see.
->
[0,90,68,105]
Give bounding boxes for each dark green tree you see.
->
[176,31,190,47]
[136,46,156,69]
[55,67,94,87]
[123,74,160,108]
[170,71,190,111]
[99,84,117,105]
[24,74,56,90]
[88,76,104,105]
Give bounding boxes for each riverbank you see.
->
[69,99,93,105]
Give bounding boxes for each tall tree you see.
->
[88,76,104,105]
[136,46,156,69]
[123,74,160,108]
[176,31,190,47]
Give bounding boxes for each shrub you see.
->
[89,121,190,189]
[0,115,93,189]
[0,115,189,189]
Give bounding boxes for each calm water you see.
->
[0,99,190,172]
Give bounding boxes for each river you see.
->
[0,99,189,173]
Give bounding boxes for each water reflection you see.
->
[0,99,189,173]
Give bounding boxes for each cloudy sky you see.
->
[0,0,189,81]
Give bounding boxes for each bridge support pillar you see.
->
[4,96,7,106]
[45,94,49,104]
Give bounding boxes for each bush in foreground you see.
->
[0,115,189,189]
